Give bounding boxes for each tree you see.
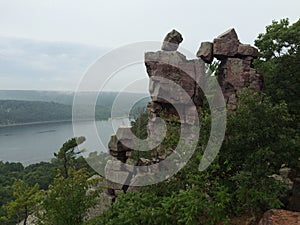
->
[254,18,300,117]
[219,90,299,213]
[1,179,42,225]
[54,136,86,178]
[38,169,98,225]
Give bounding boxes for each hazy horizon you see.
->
[0,0,299,92]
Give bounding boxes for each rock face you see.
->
[161,29,183,51]
[196,41,213,63]
[108,127,134,163]
[213,28,240,58]
[213,28,263,110]
[145,43,205,152]
[194,28,263,110]
[258,209,300,225]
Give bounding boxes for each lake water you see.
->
[0,119,130,166]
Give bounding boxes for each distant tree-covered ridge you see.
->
[0,100,72,125]
[0,90,150,106]
[0,96,149,126]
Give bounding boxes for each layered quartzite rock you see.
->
[144,30,205,160]
[108,127,134,163]
[196,41,213,63]
[161,29,183,51]
[196,28,263,110]
[106,30,205,190]
[258,209,300,225]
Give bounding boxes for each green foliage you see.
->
[255,18,299,60]
[221,90,298,175]
[219,90,299,213]
[130,112,151,160]
[0,100,72,125]
[0,137,95,225]
[38,169,98,225]
[54,136,86,178]
[1,179,42,225]
[23,162,56,190]
[87,87,299,224]
[254,18,300,118]
[87,187,230,225]
[232,172,286,213]
[0,161,55,224]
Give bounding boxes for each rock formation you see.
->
[197,28,263,110]
[105,28,264,193]
[258,209,300,225]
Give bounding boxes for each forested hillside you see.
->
[0,95,149,125]
[0,90,150,107]
[0,100,72,125]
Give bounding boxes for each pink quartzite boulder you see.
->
[258,209,300,225]
[213,28,240,59]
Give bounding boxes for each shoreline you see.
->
[0,120,73,128]
[0,117,132,128]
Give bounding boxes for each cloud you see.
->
[0,37,109,90]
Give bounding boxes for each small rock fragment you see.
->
[196,42,213,63]
[161,29,183,51]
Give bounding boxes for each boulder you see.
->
[237,44,259,58]
[217,28,239,40]
[161,29,183,51]
[213,28,240,59]
[85,192,114,221]
[258,209,300,225]
[196,42,214,63]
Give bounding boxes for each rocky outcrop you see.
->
[145,50,205,116]
[258,209,300,225]
[108,127,134,163]
[196,28,263,110]
[105,28,264,193]
[104,30,204,191]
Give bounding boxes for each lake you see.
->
[0,119,130,166]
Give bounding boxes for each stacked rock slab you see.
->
[108,127,134,163]
[197,28,263,110]
[106,127,134,192]
[105,30,205,192]
[145,30,205,152]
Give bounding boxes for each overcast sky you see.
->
[0,0,299,92]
